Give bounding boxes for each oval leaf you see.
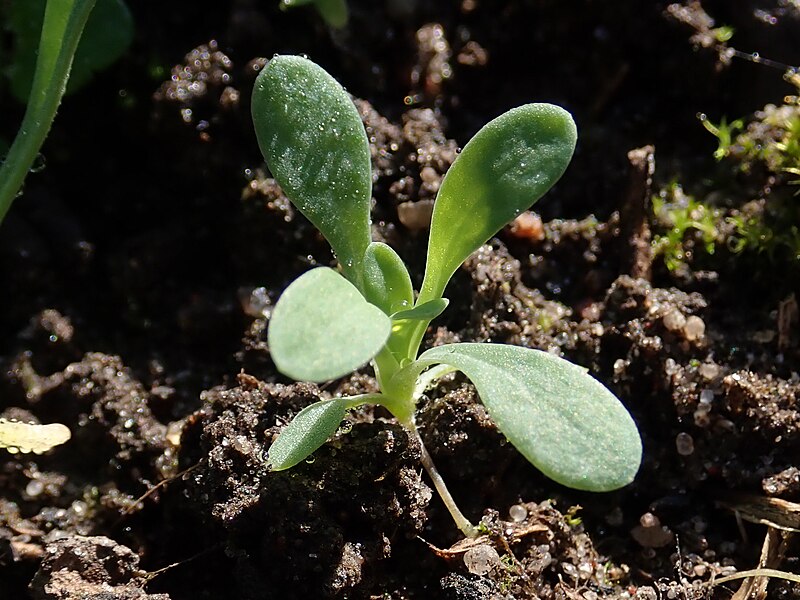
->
[251,56,372,281]
[362,242,414,315]
[268,267,391,382]
[418,343,641,491]
[420,104,577,301]
[267,398,348,470]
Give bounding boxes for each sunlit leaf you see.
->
[392,298,448,322]
[362,242,414,315]
[417,343,641,491]
[268,267,391,382]
[251,55,371,283]
[267,398,348,470]
[420,104,576,302]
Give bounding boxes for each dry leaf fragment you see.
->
[0,418,71,454]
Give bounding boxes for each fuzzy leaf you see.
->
[420,104,577,301]
[362,242,414,315]
[251,55,371,282]
[418,343,641,491]
[267,398,348,470]
[268,267,391,382]
[392,298,449,322]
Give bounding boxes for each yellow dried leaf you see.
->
[0,418,71,454]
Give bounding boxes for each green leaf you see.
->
[8,0,133,103]
[251,55,371,284]
[280,0,348,28]
[417,343,641,491]
[314,0,348,28]
[362,242,414,315]
[267,398,349,470]
[392,298,449,322]
[268,267,391,382]
[420,104,577,302]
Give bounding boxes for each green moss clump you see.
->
[653,72,800,273]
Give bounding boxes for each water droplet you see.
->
[30,154,47,173]
[509,504,527,522]
[305,455,316,464]
[696,112,707,122]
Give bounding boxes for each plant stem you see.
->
[0,0,97,223]
[405,420,478,538]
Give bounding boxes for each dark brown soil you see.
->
[1,1,799,598]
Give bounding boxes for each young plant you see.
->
[251,55,642,537]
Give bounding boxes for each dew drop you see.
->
[509,504,527,522]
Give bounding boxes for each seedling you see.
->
[251,55,641,537]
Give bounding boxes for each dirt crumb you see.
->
[29,535,169,599]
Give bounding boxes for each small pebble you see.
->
[463,544,500,575]
[397,199,434,230]
[699,362,719,380]
[640,512,659,527]
[699,388,714,404]
[662,310,686,331]
[683,316,706,341]
[26,480,44,497]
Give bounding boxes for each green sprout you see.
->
[251,55,642,537]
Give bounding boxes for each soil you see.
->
[1,1,799,598]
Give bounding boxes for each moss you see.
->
[653,71,800,272]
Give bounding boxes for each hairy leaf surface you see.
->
[252,55,371,282]
[418,343,641,491]
[269,267,391,382]
[267,398,348,470]
[420,104,576,301]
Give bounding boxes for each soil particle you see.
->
[29,535,168,599]
[153,40,237,140]
[763,467,800,499]
[180,376,431,598]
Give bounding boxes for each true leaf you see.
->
[267,398,349,470]
[251,55,372,283]
[392,298,449,322]
[362,242,414,315]
[417,343,641,491]
[419,104,577,302]
[268,267,391,382]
